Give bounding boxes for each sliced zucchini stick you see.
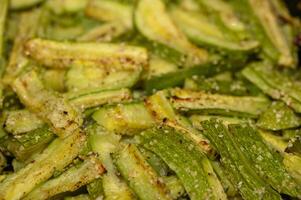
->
[115,144,172,200]
[139,126,227,200]
[3,9,41,84]
[0,130,86,200]
[67,88,132,110]
[229,0,297,67]
[4,109,44,135]
[242,62,301,113]
[88,124,135,200]
[170,88,270,118]
[184,76,252,96]
[257,101,301,131]
[25,38,148,71]
[229,124,301,197]
[135,0,208,66]
[9,0,45,10]
[170,6,259,54]
[145,91,214,157]
[190,115,248,128]
[85,0,133,29]
[92,103,155,135]
[201,120,282,200]
[24,155,105,200]
[12,71,82,138]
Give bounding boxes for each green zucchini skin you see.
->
[114,144,172,200]
[242,62,301,113]
[143,55,247,93]
[0,126,55,161]
[138,126,227,200]
[169,88,270,118]
[200,120,282,200]
[184,76,253,96]
[228,124,301,197]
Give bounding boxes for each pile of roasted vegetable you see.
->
[0,0,301,199]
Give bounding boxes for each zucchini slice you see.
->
[135,0,208,66]
[201,120,282,200]
[242,62,301,113]
[228,124,301,197]
[25,38,148,71]
[139,126,227,200]
[24,155,105,200]
[67,88,132,110]
[170,6,259,54]
[88,124,135,200]
[115,144,172,200]
[229,0,297,68]
[170,88,270,118]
